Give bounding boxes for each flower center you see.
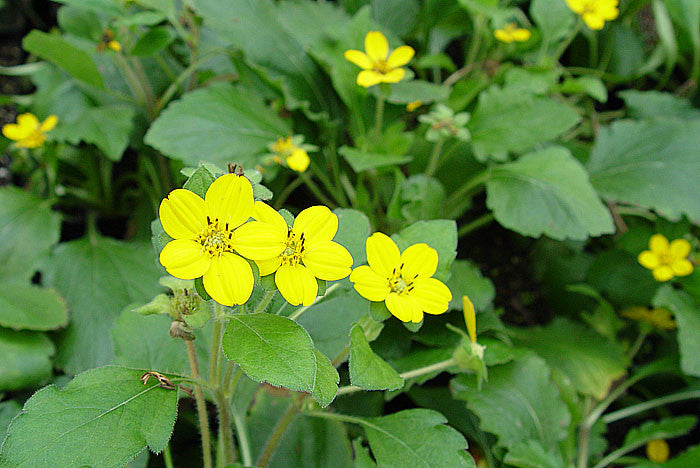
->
[388,263,415,295]
[374,59,391,74]
[281,230,305,266]
[197,216,234,258]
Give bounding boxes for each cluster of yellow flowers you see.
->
[159,174,452,323]
[2,113,57,149]
[269,136,311,173]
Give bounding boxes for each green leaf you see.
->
[22,30,104,88]
[0,187,61,281]
[530,0,576,55]
[558,77,608,103]
[312,349,340,408]
[339,146,412,172]
[392,219,457,281]
[113,11,167,27]
[362,409,475,468]
[334,208,370,266]
[399,175,446,224]
[587,119,700,222]
[52,104,136,161]
[613,416,698,463]
[145,84,290,167]
[349,324,403,391]
[44,235,163,374]
[0,283,68,331]
[0,328,54,391]
[653,285,700,377]
[620,90,700,120]
[296,291,369,359]
[372,0,419,36]
[223,313,317,393]
[454,355,571,451]
[504,441,564,468]
[0,366,178,467]
[130,26,176,56]
[183,165,216,199]
[0,401,21,442]
[486,146,614,240]
[467,85,580,161]
[353,439,378,468]
[445,259,495,312]
[511,318,628,399]
[386,80,450,105]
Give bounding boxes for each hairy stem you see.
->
[253,290,276,314]
[186,340,213,468]
[256,396,303,467]
[214,389,235,465]
[425,138,445,177]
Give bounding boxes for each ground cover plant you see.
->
[0,0,699,467]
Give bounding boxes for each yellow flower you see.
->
[646,439,670,463]
[107,40,122,52]
[566,0,619,30]
[158,174,282,306]
[493,23,532,43]
[463,296,477,343]
[243,202,353,306]
[406,100,422,112]
[344,31,414,88]
[621,307,676,331]
[270,136,311,173]
[350,233,452,323]
[638,234,693,282]
[2,113,58,149]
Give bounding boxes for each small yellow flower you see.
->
[493,23,532,43]
[406,100,422,112]
[350,233,452,323]
[646,439,670,463]
[243,202,353,306]
[638,234,693,282]
[621,307,676,331]
[344,31,414,88]
[270,136,311,173]
[463,296,477,343]
[107,40,122,52]
[2,113,58,149]
[158,174,283,306]
[566,0,619,30]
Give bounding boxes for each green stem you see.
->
[576,397,594,468]
[445,170,490,217]
[256,398,301,467]
[335,358,456,396]
[214,390,235,465]
[602,390,700,424]
[273,176,304,209]
[288,283,340,321]
[458,213,495,238]
[466,15,486,66]
[300,173,337,209]
[425,138,445,177]
[626,330,648,361]
[553,21,583,62]
[186,340,213,468]
[231,398,253,466]
[209,314,224,387]
[163,443,174,468]
[156,52,221,114]
[253,290,276,314]
[373,94,385,144]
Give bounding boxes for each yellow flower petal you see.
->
[276,263,318,306]
[386,292,422,323]
[231,221,286,260]
[511,29,531,42]
[463,296,476,343]
[365,31,389,62]
[159,189,208,239]
[253,201,289,235]
[380,68,405,84]
[638,250,660,270]
[344,49,374,69]
[204,174,254,229]
[400,243,438,280]
[303,241,353,281]
[256,256,282,276]
[292,205,338,244]
[583,13,605,30]
[386,45,414,68]
[350,265,391,302]
[669,239,691,259]
[159,239,211,279]
[671,259,693,276]
[652,266,674,282]
[649,234,669,254]
[408,277,452,315]
[566,0,585,14]
[287,149,310,173]
[494,30,514,43]
[16,113,40,130]
[39,115,58,132]
[357,70,384,88]
[366,232,400,278]
[203,252,254,305]
[2,123,32,141]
